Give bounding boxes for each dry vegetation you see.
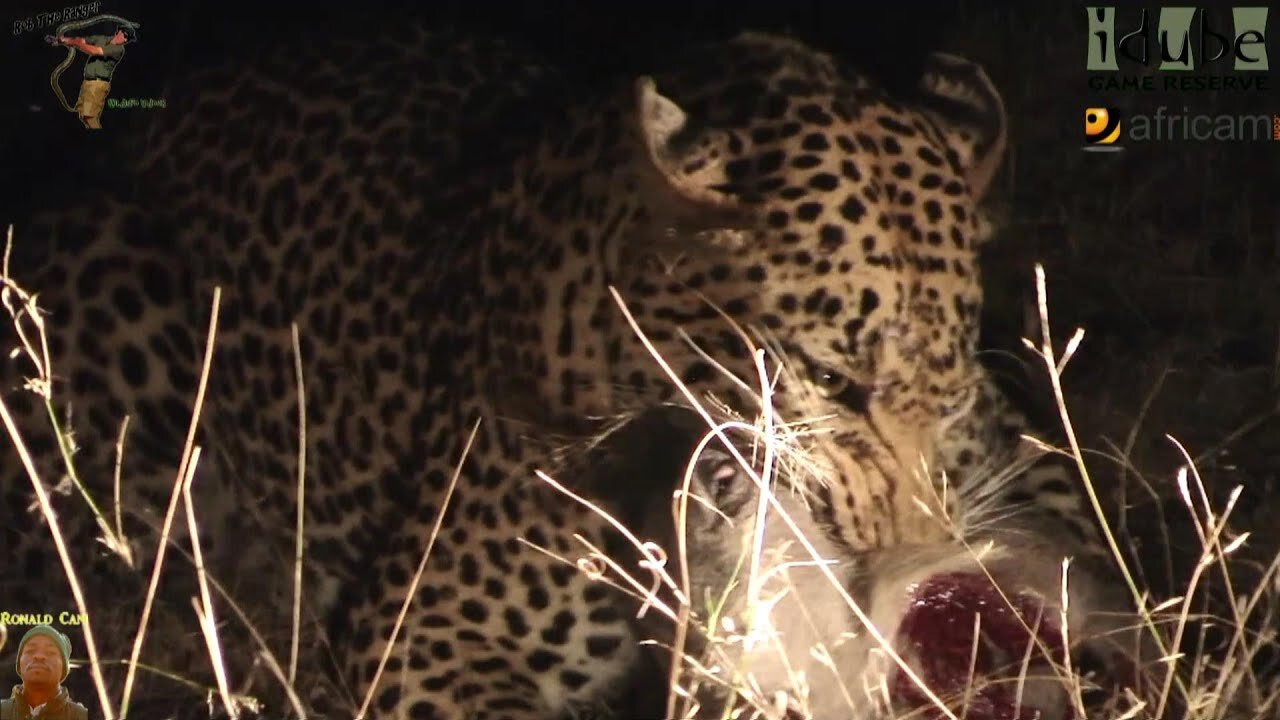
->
[4,215,1278,718]
[2,5,1277,718]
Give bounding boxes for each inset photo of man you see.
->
[1,625,87,720]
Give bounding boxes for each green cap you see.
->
[15,624,72,681]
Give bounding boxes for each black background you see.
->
[2,0,989,222]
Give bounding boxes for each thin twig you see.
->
[180,446,238,719]
[2,226,132,564]
[158,538,308,717]
[1191,409,1278,470]
[355,417,478,720]
[112,416,131,552]
[1027,266,1181,693]
[120,286,222,718]
[1116,362,1170,539]
[288,322,306,685]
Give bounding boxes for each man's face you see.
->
[18,636,62,686]
[111,29,126,44]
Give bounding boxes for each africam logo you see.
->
[1084,106,1280,151]
[1084,107,1124,151]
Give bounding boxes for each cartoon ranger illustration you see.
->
[45,14,141,130]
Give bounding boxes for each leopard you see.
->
[0,26,1121,719]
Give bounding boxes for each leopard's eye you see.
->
[810,365,869,412]
[812,366,850,398]
[706,457,738,504]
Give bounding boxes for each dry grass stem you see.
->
[354,417,478,720]
[121,286,222,718]
[289,322,307,686]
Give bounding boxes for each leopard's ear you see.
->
[916,53,1007,201]
[630,77,755,232]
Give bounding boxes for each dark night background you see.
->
[1,0,990,222]
[1,0,1278,717]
